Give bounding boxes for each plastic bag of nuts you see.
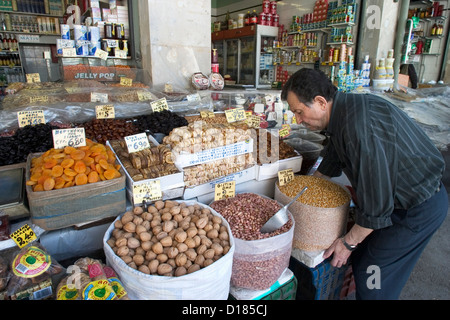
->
[210,193,295,290]
[103,200,235,300]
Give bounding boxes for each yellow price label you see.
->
[225,108,246,123]
[133,180,162,204]
[246,115,261,128]
[10,224,37,248]
[151,98,169,113]
[29,96,49,104]
[120,77,133,87]
[279,127,291,138]
[137,91,153,101]
[278,169,294,187]
[17,110,46,128]
[96,105,115,119]
[26,73,41,83]
[214,181,236,201]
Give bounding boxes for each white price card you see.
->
[26,73,41,83]
[91,92,109,103]
[214,181,236,201]
[150,98,169,113]
[125,133,150,154]
[95,48,108,60]
[278,169,294,186]
[120,77,133,87]
[133,180,162,204]
[96,104,115,119]
[225,107,246,123]
[137,90,153,101]
[52,128,86,150]
[17,110,46,128]
[186,93,201,102]
[115,49,127,59]
[62,47,77,57]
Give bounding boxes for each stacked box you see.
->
[0,0,13,11]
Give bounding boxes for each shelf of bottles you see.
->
[1,11,61,35]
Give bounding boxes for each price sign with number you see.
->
[17,110,46,128]
[52,128,86,149]
[278,169,294,186]
[137,91,153,101]
[91,92,109,103]
[96,105,115,119]
[125,133,150,154]
[10,224,37,248]
[225,108,246,123]
[120,77,133,87]
[151,98,169,113]
[115,49,127,59]
[62,47,77,57]
[29,96,49,104]
[133,180,162,204]
[246,115,261,128]
[26,73,41,83]
[279,124,292,138]
[214,181,236,201]
[95,48,108,60]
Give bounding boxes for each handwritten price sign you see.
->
[17,110,45,128]
[278,169,294,186]
[151,98,169,113]
[52,128,86,149]
[26,73,41,83]
[96,105,115,119]
[133,180,162,204]
[225,108,246,123]
[10,224,37,248]
[214,181,236,201]
[125,133,150,154]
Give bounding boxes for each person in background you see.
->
[281,68,447,300]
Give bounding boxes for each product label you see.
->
[120,77,133,87]
[214,181,236,201]
[10,224,37,248]
[12,246,51,278]
[83,280,116,300]
[133,180,162,204]
[52,128,86,149]
[26,73,41,83]
[108,277,128,299]
[56,285,79,300]
[91,92,109,103]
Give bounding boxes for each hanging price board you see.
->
[150,98,169,113]
[125,133,150,154]
[95,48,108,60]
[278,169,294,186]
[10,224,37,248]
[91,92,109,103]
[52,128,86,149]
[133,180,162,204]
[214,181,236,201]
[17,110,46,128]
[26,73,41,83]
[225,108,246,123]
[96,105,115,119]
[120,77,133,87]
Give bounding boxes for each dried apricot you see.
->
[104,169,117,180]
[83,156,95,166]
[54,177,66,189]
[61,158,75,169]
[44,158,58,169]
[74,161,87,174]
[64,168,77,177]
[99,159,109,170]
[34,184,44,192]
[43,177,56,191]
[51,165,64,177]
[71,150,86,161]
[64,146,77,154]
[88,171,99,183]
[75,173,88,186]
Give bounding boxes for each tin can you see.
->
[60,24,70,40]
[263,0,270,14]
[74,25,88,41]
[259,12,267,25]
[270,1,277,15]
[266,12,273,26]
[273,14,279,27]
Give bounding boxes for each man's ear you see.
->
[314,96,328,110]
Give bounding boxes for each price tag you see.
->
[29,96,49,104]
[125,133,150,154]
[96,105,115,119]
[52,128,86,149]
[151,98,169,113]
[246,115,261,128]
[115,49,127,59]
[91,92,109,103]
[62,47,76,57]
[278,169,294,186]
[17,110,46,128]
[214,181,236,201]
[137,90,153,101]
[225,108,246,123]
[26,73,41,83]
[200,110,214,119]
[187,93,201,102]
[279,124,291,138]
[133,180,162,204]
[95,48,108,60]
[120,77,133,87]
[10,224,37,248]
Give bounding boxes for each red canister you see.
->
[270,1,277,15]
[273,14,279,27]
[259,12,267,25]
[263,0,270,14]
[266,12,273,26]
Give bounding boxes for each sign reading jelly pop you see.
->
[124,133,150,154]
[52,128,86,149]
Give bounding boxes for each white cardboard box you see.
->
[256,154,303,181]
[183,166,257,200]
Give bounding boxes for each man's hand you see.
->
[323,238,352,268]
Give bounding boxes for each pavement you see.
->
[399,148,450,300]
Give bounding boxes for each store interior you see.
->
[0,0,449,301]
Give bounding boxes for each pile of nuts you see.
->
[278,175,350,208]
[107,200,232,277]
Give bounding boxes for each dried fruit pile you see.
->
[26,139,122,192]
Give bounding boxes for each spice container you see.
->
[210,193,294,290]
[274,175,350,252]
